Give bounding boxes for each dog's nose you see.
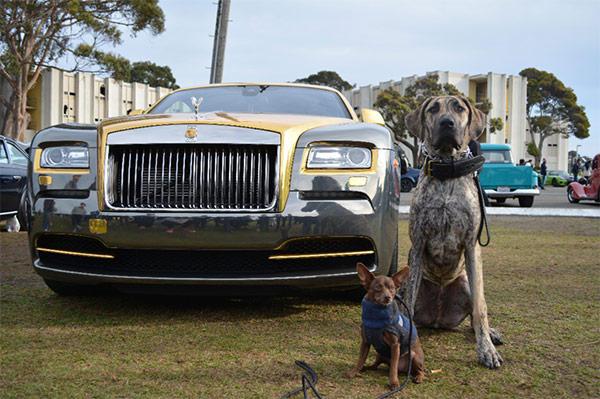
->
[439,117,455,128]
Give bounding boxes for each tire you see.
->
[567,187,579,204]
[43,279,104,296]
[552,179,558,187]
[518,196,534,207]
[495,198,506,204]
[17,190,29,232]
[387,232,399,277]
[596,187,600,203]
[400,178,414,193]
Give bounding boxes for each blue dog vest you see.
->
[361,297,418,359]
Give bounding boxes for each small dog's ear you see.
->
[405,97,433,140]
[356,262,374,288]
[391,266,410,288]
[459,96,486,140]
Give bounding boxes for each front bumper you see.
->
[29,190,396,289]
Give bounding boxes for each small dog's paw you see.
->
[489,328,504,345]
[346,370,359,379]
[478,347,503,369]
[412,372,424,384]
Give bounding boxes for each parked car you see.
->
[0,135,29,229]
[546,170,573,187]
[26,83,400,295]
[478,144,540,207]
[567,154,600,203]
[400,167,420,192]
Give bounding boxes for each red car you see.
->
[567,154,600,203]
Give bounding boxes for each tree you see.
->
[295,70,354,92]
[374,74,503,165]
[130,61,179,90]
[519,68,590,167]
[0,1,165,141]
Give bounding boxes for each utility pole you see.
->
[209,0,231,84]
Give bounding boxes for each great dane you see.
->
[401,95,503,369]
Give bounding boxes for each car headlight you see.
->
[40,146,89,168]
[306,146,372,169]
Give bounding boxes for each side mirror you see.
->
[129,109,144,116]
[361,109,385,126]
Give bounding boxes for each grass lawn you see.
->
[1,216,599,398]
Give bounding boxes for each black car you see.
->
[0,135,29,228]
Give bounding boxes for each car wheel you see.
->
[552,179,558,187]
[387,232,399,277]
[518,196,534,207]
[567,187,580,203]
[17,190,29,232]
[400,178,413,193]
[43,279,104,296]
[496,198,506,204]
[596,187,600,203]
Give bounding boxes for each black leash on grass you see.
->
[475,175,491,247]
[281,295,413,399]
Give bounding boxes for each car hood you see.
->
[98,112,355,137]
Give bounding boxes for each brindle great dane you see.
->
[401,95,503,369]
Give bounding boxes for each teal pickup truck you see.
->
[478,144,540,207]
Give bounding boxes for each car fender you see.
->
[568,182,585,199]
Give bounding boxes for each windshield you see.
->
[148,85,352,119]
[482,149,514,164]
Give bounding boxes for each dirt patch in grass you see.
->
[1,217,599,398]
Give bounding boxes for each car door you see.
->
[0,139,28,219]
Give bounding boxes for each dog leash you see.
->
[281,295,414,399]
[474,175,491,247]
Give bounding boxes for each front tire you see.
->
[387,232,399,276]
[567,187,580,203]
[552,178,558,187]
[400,178,414,193]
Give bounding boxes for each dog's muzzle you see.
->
[432,116,462,152]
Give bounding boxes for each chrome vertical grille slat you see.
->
[106,144,278,211]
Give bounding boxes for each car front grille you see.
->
[105,144,278,211]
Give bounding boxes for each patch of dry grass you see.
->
[1,216,599,398]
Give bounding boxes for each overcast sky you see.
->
[116,0,599,158]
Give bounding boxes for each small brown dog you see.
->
[347,262,425,389]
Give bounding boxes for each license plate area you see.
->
[497,186,511,193]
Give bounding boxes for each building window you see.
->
[475,83,487,104]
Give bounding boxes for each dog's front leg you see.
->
[346,328,371,378]
[465,243,503,369]
[383,332,401,389]
[402,243,425,315]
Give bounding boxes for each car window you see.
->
[0,142,7,164]
[7,142,28,165]
[149,85,353,119]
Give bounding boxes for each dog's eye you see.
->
[456,105,466,112]
[427,103,440,114]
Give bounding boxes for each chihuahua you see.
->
[347,262,425,389]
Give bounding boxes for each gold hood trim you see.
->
[97,113,355,212]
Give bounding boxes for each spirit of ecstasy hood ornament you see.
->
[190,97,204,120]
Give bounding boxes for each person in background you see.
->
[540,158,547,189]
[525,159,533,166]
[571,159,580,182]
[583,160,592,183]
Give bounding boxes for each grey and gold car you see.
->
[27,83,400,295]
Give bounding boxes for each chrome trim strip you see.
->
[34,262,369,282]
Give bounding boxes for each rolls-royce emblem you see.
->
[185,126,198,142]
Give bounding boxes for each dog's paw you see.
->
[478,346,503,369]
[388,381,400,390]
[346,370,359,379]
[489,328,504,345]
[412,372,424,384]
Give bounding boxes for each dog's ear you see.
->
[459,96,486,140]
[405,97,433,140]
[356,262,374,288]
[391,266,410,288]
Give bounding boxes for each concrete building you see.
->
[342,71,569,171]
[21,67,170,141]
